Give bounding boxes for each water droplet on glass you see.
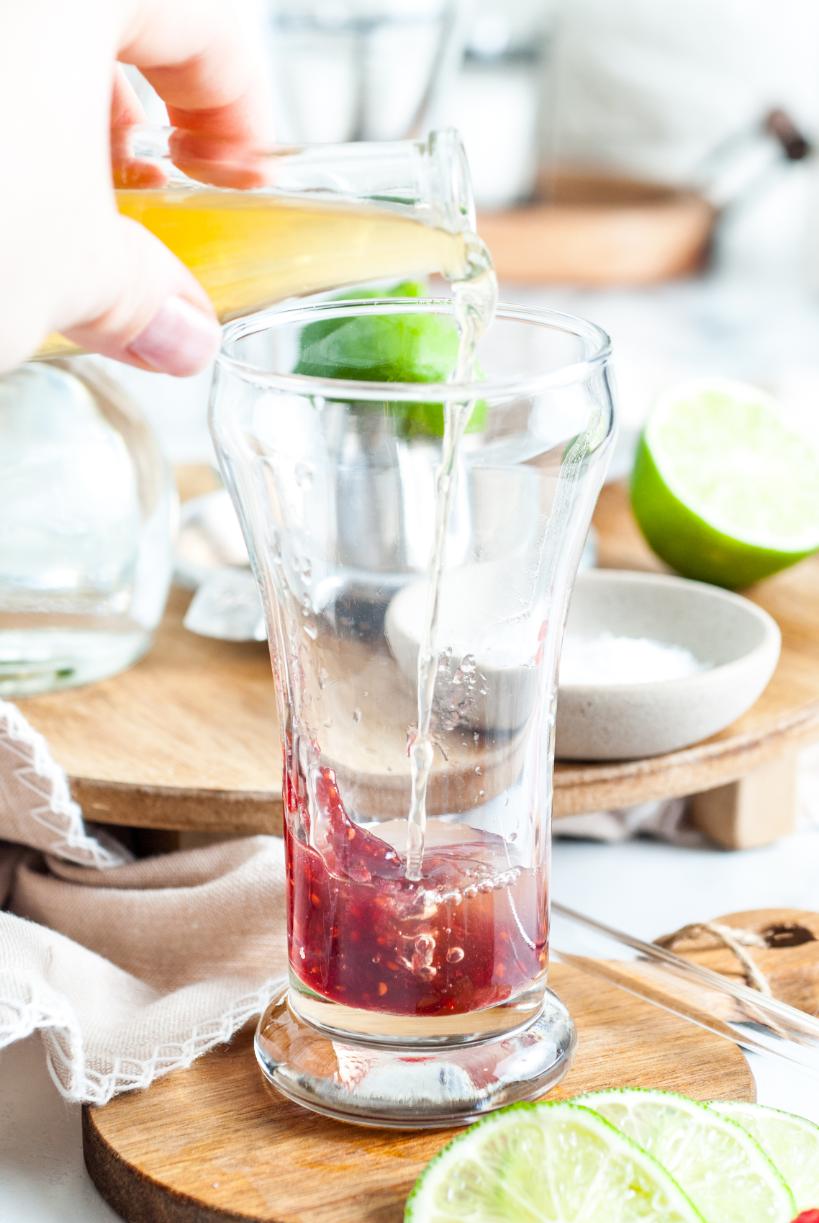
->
[303,622,317,640]
[352,708,362,724]
[446,946,465,964]
[298,556,313,583]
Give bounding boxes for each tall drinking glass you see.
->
[210,299,615,1127]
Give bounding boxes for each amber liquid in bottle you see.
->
[38,189,472,358]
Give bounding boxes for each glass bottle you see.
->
[38,126,478,360]
[0,359,176,696]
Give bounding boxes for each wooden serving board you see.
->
[82,961,755,1223]
[17,477,819,848]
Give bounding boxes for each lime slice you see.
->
[631,378,819,588]
[404,1100,704,1222]
[579,1088,795,1223]
[710,1100,819,1213]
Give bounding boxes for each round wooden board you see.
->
[16,474,819,836]
[82,961,755,1223]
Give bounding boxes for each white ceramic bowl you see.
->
[556,569,782,761]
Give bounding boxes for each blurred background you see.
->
[122,0,819,479]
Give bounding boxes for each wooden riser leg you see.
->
[690,753,798,849]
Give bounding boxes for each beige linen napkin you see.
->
[0,698,286,1105]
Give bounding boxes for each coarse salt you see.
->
[560,632,704,687]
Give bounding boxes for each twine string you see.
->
[655,921,773,997]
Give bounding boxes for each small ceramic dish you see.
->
[557,569,782,760]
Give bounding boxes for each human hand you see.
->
[0,0,271,375]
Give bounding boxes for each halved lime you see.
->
[404,1100,704,1222]
[579,1088,795,1223]
[631,378,819,588]
[710,1100,819,1214]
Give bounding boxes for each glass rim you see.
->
[216,300,613,402]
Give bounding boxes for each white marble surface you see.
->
[2,827,819,1221]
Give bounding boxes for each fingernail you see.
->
[127,296,220,375]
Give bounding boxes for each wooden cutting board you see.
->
[479,169,716,287]
[83,961,754,1223]
[657,907,819,1018]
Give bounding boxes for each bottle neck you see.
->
[127,125,475,237]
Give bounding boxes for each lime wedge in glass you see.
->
[710,1100,819,1214]
[579,1088,795,1223]
[404,1100,704,1222]
[295,280,486,439]
[297,279,425,348]
[631,378,819,588]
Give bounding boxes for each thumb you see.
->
[61,214,221,376]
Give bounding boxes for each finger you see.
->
[110,67,167,188]
[118,0,273,144]
[61,213,220,377]
[110,66,147,130]
[167,127,269,190]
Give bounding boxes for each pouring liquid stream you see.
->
[404,241,498,882]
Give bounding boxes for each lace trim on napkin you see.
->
[0,979,279,1104]
[0,699,127,869]
[0,698,287,1104]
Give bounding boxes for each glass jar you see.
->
[0,358,177,696]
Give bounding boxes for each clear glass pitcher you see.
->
[210,298,616,1127]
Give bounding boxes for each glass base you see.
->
[254,982,576,1130]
